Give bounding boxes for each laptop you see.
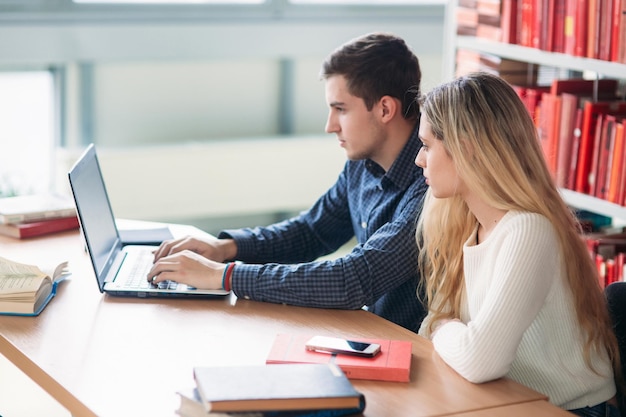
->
[68,143,229,298]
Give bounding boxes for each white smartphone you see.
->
[305,335,381,358]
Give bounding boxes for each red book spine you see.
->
[607,121,625,203]
[599,0,614,61]
[610,0,623,61]
[501,0,518,44]
[574,0,589,56]
[552,0,567,52]
[567,108,584,190]
[587,0,601,58]
[520,0,535,47]
[594,116,616,200]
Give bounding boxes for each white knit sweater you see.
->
[418,211,616,410]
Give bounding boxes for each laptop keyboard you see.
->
[124,250,178,290]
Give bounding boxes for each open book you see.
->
[0,256,70,316]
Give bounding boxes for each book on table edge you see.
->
[0,194,76,225]
[266,333,412,383]
[176,388,365,417]
[193,363,363,414]
[0,257,70,316]
[0,215,79,239]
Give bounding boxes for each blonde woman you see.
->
[415,72,621,416]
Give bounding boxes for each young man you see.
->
[148,32,428,332]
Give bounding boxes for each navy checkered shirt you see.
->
[219,127,427,333]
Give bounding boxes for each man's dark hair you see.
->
[320,32,421,120]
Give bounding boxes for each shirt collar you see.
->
[364,122,422,190]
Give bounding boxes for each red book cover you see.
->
[501,0,518,44]
[608,121,625,203]
[587,113,605,196]
[615,252,625,281]
[541,0,552,50]
[610,0,623,61]
[0,215,79,239]
[266,333,412,383]
[596,253,606,288]
[615,0,626,63]
[599,0,614,61]
[606,258,616,286]
[575,0,589,56]
[587,0,601,58]
[519,0,535,47]
[564,0,577,55]
[551,0,567,52]
[594,115,617,199]
[567,108,585,190]
[532,0,547,49]
[556,93,579,187]
[537,92,560,176]
[523,86,550,121]
[575,101,626,194]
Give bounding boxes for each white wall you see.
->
[2,4,447,224]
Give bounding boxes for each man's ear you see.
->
[378,95,399,123]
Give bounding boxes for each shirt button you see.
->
[361,221,367,229]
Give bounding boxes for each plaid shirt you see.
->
[221,127,427,332]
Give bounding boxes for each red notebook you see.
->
[266,333,412,383]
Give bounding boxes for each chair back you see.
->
[605,282,626,414]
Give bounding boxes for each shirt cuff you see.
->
[218,229,256,259]
[230,263,263,300]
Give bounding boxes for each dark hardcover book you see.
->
[176,388,365,417]
[193,364,363,414]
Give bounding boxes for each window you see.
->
[0,71,55,197]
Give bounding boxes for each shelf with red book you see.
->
[446,0,626,225]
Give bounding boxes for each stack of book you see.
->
[511,77,626,200]
[0,194,79,239]
[176,363,365,417]
[457,0,626,63]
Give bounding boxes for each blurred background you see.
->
[0,0,448,235]
[0,1,448,415]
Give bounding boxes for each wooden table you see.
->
[0,227,549,417]
[451,400,574,416]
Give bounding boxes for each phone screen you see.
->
[305,336,381,357]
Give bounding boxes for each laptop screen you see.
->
[68,144,123,287]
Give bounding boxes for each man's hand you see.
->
[147,249,226,290]
[153,235,237,263]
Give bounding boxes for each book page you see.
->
[0,256,48,295]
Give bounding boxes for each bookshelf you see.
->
[445,0,626,223]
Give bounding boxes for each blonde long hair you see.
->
[416,72,620,376]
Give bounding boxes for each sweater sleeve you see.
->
[431,213,561,383]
